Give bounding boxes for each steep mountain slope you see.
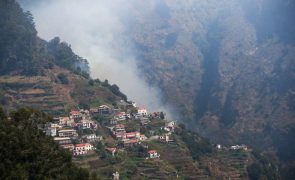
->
[127,0,295,160]
[0,0,126,115]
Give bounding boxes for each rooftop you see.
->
[58,129,76,132]
[115,124,125,128]
[70,111,81,115]
[75,143,86,147]
[148,150,157,154]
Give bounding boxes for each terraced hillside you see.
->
[0,66,121,115]
[69,119,262,179]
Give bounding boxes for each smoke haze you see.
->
[20,0,175,119]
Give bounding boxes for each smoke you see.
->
[20,0,176,119]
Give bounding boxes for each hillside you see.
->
[0,0,293,179]
[0,66,123,116]
[126,0,295,169]
[0,0,126,115]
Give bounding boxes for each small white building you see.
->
[159,135,172,143]
[58,129,78,137]
[216,144,222,150]
[44,123,61,136]
[69,110,82,121]
[73,143,94,156]
[131,101,137,107]
[54,137,72,145]
[164,121,176,132]
[137,108,148,116]
[79,120,97,129]
[165,121,176,128]
[140,134,147,141]
[112,171,119,180]
[45,127,57,136]
[114,112,126,121]
[82,134,102,142]
[147,150,160,159]
[59,117,74,126]
[230,144,248,151]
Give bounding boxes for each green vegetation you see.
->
[57,73,69,84]
[175,125,213,160]
[47,37,90,77]
[0,0,38,75]
[0,0,89,77]
[0,107,92,179]
[247,150,280,180]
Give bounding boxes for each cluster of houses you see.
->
[43,99,177,161]
[43,109,101,156]
[110,124,147,147]
[230,144,248,151]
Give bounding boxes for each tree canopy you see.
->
[0,107,91,179]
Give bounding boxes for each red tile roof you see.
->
[70,111,81,115]
[115,124,125,128]
[148,150,157,154]
[105,147,117,152]
[75,143,86,147]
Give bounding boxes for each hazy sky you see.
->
[20,0,175,118]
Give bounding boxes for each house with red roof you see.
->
[70,110,82,121]
[147,150,160,159]
[123,139,139,147]
[137,107,148,116]
[140,134,147,141]
[73,143,94,156]
[59,117,74,126]
[114,112,126,121]
[112,124,126,140]
[125,131,140,139]
[105,147,117,156]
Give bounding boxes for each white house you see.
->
[45,127,57,137]
[164,121,176,132]
[137,108,148,116]
[112,171,120,180]
[73,143,94,156]
[114,112,126,121]
[59,117,74,126]
[79,120,97,129]
[159,135,172,143]
[230,144,248,151]
[69,110,82,121]
[54,137,72,145]
[140,134,147,141]
[147,150,160,159]
[44,123,61,136]
[131,101,137,107]
[82,134,102,142]
[125,131,140,139]
[165,121,176,128]
[216,144,222,150]
[58,129,78,137]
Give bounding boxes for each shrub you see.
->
[57,73,69,84]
